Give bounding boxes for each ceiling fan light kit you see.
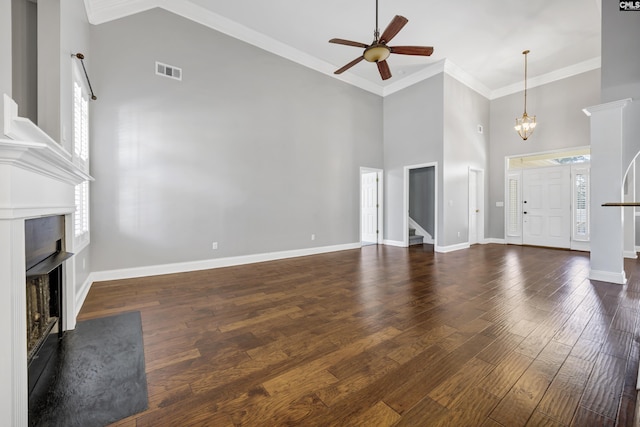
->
[329,0,433,80]
[515,50,537,141]
[363,44,391,62]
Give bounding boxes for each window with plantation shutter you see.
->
[75,181,89,238]
[73,62,90,249]
[73,81,89,163]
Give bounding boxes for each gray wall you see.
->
[60,0,91,154]
[409,167,435,237]
[488,69,601,239]
[383,74,444,244]
[35,0,91,152]
[1,0,12,124]
[89,8,383,271]
[37,0,61,142]
[601,2,640,102]
[11,0,37,123]
[442,75,489,246]
[603,2,640,245]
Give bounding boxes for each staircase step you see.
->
[409,234,424,246]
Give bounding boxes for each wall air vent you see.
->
[155,62,182,81]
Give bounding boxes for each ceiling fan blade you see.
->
[390,46,434,56]
[334,56,365,74]
[377,60,392,80]
[329,38,369,48]
[379,15,408,44]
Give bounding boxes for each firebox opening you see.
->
[25,215,73,395]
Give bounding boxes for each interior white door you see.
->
[469,170,478,244]
[522,166,571,248]
[361,172,378,244]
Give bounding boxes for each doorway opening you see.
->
[505,147,590,250]
[404,163,437,249]
[360,168,383,246]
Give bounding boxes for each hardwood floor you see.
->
[78,244,640,426]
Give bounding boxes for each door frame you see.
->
[360,167,384,246]
[504,146,591,248]
[404,162,438,248]
[468,167,485,245]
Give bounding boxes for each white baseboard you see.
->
[88,242,361,285]
[482,238,506,245]
[624,250,638,259]
[435,242,470,253]
[589,269,627,285]
[383,239,407,247]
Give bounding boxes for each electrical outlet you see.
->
[311,234,316,241]
[457,231,461,237]
[212,242,218,250]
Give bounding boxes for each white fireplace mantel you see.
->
[2,94,92,187]
[1,94,93,426]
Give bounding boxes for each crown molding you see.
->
[382,59,493,99]
[382,60,446,97]
[86,0,383,95]
[444,60,492,99]
[160,0,385,95]
[84,0,601,100]
[490,56,601,100]
[84,0,157,24]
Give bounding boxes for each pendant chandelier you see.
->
[514,50,536,140]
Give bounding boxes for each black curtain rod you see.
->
[72,53,97,101]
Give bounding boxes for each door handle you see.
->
[524,211,528,214]
[475,209,480,213]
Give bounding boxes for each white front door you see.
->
[522,166,571,248]
[361,172,379,244]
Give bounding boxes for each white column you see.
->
[624,161,637,258]
[0,218,28,427]
[584,99,632,284]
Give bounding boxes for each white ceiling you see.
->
[83,0,602,98]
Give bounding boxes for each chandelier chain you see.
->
[523,51,528,114]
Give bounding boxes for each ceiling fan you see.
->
[329,0,434,80]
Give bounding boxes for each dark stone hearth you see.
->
[28,311,148,427]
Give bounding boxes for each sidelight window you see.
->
[506,173,521,238]
[573,167,590,241]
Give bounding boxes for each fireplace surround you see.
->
[1,95,93,426]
